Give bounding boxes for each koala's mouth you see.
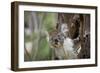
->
[51,41,63,49]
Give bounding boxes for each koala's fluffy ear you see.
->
[61,23,69,34]
[56,23,69,35]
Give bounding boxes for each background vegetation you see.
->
[24,11,57,61]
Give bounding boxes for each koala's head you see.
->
[50,32,66,48]
[49,23,68,49]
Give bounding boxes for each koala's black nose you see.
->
[55,39,58,44]
[55,39,58,42]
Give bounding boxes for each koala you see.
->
[49,23,77,60]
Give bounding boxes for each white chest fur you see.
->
[54,37,77,59]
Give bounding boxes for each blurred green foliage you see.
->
[36,36,51,60]
[42,13,57,32]
[24,12,57,61]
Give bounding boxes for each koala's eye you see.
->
[58,36,61,40]
[57,34,59,37]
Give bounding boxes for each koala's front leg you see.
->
[51,48,62,60]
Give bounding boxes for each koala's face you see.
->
[49,23,69,49]
[50,33,66,48]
